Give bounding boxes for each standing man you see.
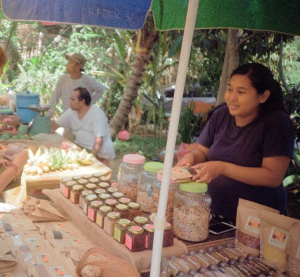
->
[52,87,115,166]
[49,53,106,113]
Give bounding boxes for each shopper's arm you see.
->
[92,137,103,156]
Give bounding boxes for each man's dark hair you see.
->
[74,87,91,106]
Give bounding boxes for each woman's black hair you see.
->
[231,63,286,114]
[74,87,91,106]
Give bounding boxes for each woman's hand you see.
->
[175,153,194,167]
[192,161,224,183]
[12,149,29,169]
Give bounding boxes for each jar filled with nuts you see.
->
[117,154,145,202]
[174,182,211,242]
[137,161,164,213]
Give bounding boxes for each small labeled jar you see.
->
[83,174,93,179]
[99,193,111,202]
[96,206,112,228]
[99,182,110,190]
[79,190,93,209]
[93,172,103,178]
[107,187,118,194]
[114,218,131,244]
[64,180,77,199]
[70,185,84,204]
[112,192,125,201]
[133,216,149,227]
[137,161,164,213]
[119,197,130,205]
[87,200,103,222]
[95,188,106,196]
[104,212,121,236]
[125,225,146,252]
[88,177,100,184]
[60,176,72,195]
[117,154,145,202]
[115,204,130,219]
[77,178,88,187]
[144,223,155,250]
[83,194,98,215]
[105,199,118,209]
[128,202,143,221]
[99,176,111,183]
[174,182,211,242]
[72,175,82,181]
[85,183,98,191]
[163,222,174,247]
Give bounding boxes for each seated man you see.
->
[52,87,115,166]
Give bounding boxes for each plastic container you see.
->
[117,154,145,201]
[137,161,164,213]
[174,182,211,242]
[152,172,179,225]
[16,92,39,122]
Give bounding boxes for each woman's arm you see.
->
[175,144,209,166]
[193,156,291,188]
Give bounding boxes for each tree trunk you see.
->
[109,19,158,138]
[216,29,239,106]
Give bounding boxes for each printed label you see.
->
[125,233,133,250]
[83,202,88,214]
[7,214,21,220]
[114,226,121,242]
[87,208,95,221]
[56,223,66,229]
[26,238,37,244]
[37,253,51,263]
[96,214,104,228]
[145,235,149,248]
[296,244,300,259]
[268,226,289,250]
[245,216,260,235]
[30,243,44,251]
[59,183,65,194]
[72,239,84,245]
[49,266,66,277]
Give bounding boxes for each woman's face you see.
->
[225,74,268,125]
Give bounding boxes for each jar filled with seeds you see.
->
[137,161,164,213]
[117,154,145,202]
[174,182,211,242]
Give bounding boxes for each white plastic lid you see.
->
[123,154,146,164]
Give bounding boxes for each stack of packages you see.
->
[235,198,300,276]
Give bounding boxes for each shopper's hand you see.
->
[192,161,224,183]
[12,149,29,169]
[175,153,194,167]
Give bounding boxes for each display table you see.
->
[43,189,189,274]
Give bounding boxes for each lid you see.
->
[128,225,144,235]
[62,176,72,183]
[128,202,140,209]
[165,222,172,230]
[117,218,131,227]
[179,182,208,193]
[144,162,164,173]
[113,192,124,198]
[143,224,154,232]
[119,197,130,204]
[83,174,93,179]
[99,206,112,213]
[107,211,121,220]
[95,188,106,195]
[105,199,117,206]
[134,216,148,225]
[107,187,118,194]
[91,200,103,208]
[99,193,111,200]
[81,190,93,196]
[99,182,110,189]
[116,204,129,211]
[93,172,103,178]
[86,183,97,190]
[66,180,77,187]
[123,154,145,165]
[100,176,110,182]
[72,185,84,191]
[73,175,82,180]
[78,179,88,185]
[85,194,98,202]
[89,177,100,184]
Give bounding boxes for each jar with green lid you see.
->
[137,162,164,213]
[128,202,143,221]
[64,180,77,199]
[85,183,98,191]
[117,154,146,202]
[87,200,103,222]
[115,204,130,219]
[133,216,149,227]
[88,177,100,184]
[79,190,93,209]
[114,218,131,244]
[163,222,174,247]
[72,174,82,181]
[104,212,121,236]
[70,185,84,204]
[60,176,72,195]
[95,188,106,196]
[118,197,130,205]
[174,182,211,242]
[83,194,98,215]
[77,178,88,186]
[99,175,111,183]
[99,182,110,190]
[96,206,112,228]
[107,187,118,194]
[143,223,155,250]
[152,172,179,225]
[83,174,93,179]
[125,225,145,252]
[99,193,111,201]
[112,192,124,201]
[105,198,118,209]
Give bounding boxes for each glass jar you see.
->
[115,204,130,219]
[125,225,146,252]
[104,212,121,236]
[60,176,72,195]
[89,177,100,184]
[133,216,149,227]
[107,187,118,194]
[144,223,155,250]
[137,162,164,213]
[64,180,77,199]
[114,218,131,244]
[79,190,93,209]
[152,172,179,225]
[99,193,111,202]
[85,183,98,191]
[95,188,106,196]
[83,194,98,215]
[83,174,93,179]
[117,154,145,202]
[99,176,111,183]
[72,174,82,181]
[127,202,143,221]
[113,192,125,201]
[118,197,131,205]
[174,182,211,242]
[77,178,88,186]
[99,182,110,190]
[70,185,84,204]
[96,206,112,228]
[87,200,104,222]
[163,223,174,247]
[105,199,118,209]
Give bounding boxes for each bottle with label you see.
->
[83,194,98,215]
[125,225,145,252]
[87,200,104,222]
[70,185,84,204]
[96,206,112,228]
[163,222,174,247]
[104,212,121,236]
[128,202,143,221]
[79,190,93,209]
[115,204,130,219]
[114,218,131,244]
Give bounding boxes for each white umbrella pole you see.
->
[149,0,200,276]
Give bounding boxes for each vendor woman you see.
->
[176,63,294,221]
